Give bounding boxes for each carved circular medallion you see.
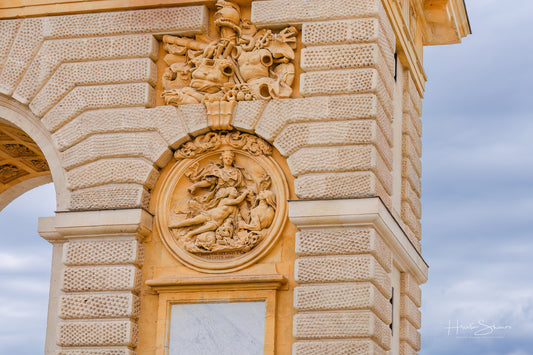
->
[156,131,288,272]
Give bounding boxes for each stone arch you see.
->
[0,95,69,211]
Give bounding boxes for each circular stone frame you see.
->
[155,146,288,273]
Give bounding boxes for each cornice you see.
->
[382,0,427,96]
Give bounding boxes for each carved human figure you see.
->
[161,0,298,112]
[187,150,248,197]
[170,187,249,241]
[240,190,276,231]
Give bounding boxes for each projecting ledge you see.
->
[38,208,153,241]
[288,197,428,284]
[147,274,288,293]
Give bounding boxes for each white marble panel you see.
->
[168,301,266,355]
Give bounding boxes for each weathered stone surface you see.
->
[294,282,392,324]
[294,340,387,355]
[296,254,391,298]
[293,310,391,350]
[42,83,156,133]
[60,293,140,320]
[30,58,157,117]
[57,320,138,347]
[295,227,392,272]
[14,34,158,105]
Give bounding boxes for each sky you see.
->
[1,1,533,354]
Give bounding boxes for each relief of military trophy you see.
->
[161,0,297,130]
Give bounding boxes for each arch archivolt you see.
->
[0,2,392,212]
[0,95,67,210]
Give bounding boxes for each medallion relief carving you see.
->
[161,0,297,130]
[156,131,288,272]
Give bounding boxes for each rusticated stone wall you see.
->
[0,0,439,353]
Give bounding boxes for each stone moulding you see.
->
[146,273,288,293]
[156,131,289,273]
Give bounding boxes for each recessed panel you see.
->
[168,301,266,355]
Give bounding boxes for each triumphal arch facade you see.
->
[0,0,469,353]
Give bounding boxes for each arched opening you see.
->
[0,183,56,354]
[0,95,69,211]
[0,121,52,210]
[0,96,66,354]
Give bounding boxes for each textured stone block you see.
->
[402,179,421,219]
[57,320,138,347]
[41,83,156,132]
[177,103,208,135]
[295,255,391,298]
[252,0,382,26]
[402,121,422,158]
[295,227,392,272]
[30,58,157,117]
[62,266,141,293]
[53,106,189,152]
[0,20,20,67]
[402,158,421,196]
[274,120,392,168]
[293,310,391,350]
[294,171,391,208]
[400,318,421,351]
[63,240,144,266]
[231,100,268,132]
[400,341,418,355]
[59,350,135,355]
[300,68,393,116]
[59,293,140,320]
[294,282,391,324]
[294,339,386,355]
[0,18,44,95]
[401,201,421,239]
[401,273,422,307]
[402,112,421,146]
[403,224,421,253]
[69,183,150,210]
[66,158,159,191]
[13,34,158,104]
[287,145,392,194]
[412,115,423,137]
[61,131,171,170]
[0,6,208,95]
[400,294,421,329]
[404,71,423,116]
[301,43,394,81]
[403,138,422,182]
[302,18,394,53]
[255,94,391,144]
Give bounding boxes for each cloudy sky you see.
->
[1,1,532,354]
[420,0,533,353]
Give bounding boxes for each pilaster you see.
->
[39,209,152,355]
[289,197,427,354]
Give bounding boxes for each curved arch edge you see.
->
[0,94,69,211]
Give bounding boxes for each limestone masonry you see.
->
[0,0,469,354]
